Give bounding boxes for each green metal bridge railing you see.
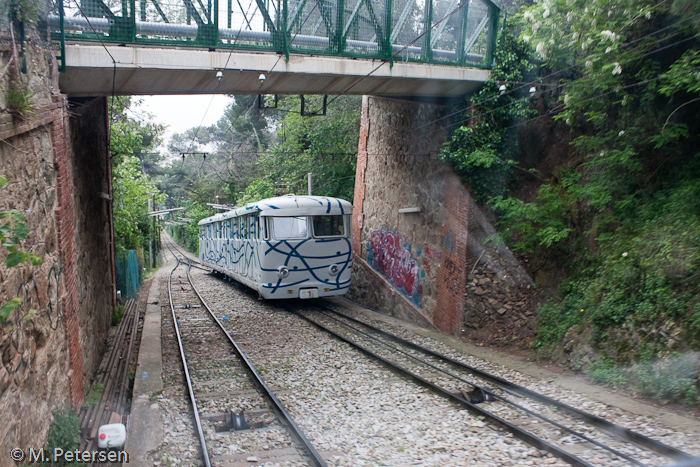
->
[50,0,500,69]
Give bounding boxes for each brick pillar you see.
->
[434,176,469,335]
[352,95,370,257]
[51,95,84,407]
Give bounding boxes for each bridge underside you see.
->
[60,44,490,97]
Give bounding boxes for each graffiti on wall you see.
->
[367,229,424,305]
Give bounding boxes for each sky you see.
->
[137,95,233,150]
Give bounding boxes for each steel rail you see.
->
[309,306,648,466]
[168,259,213,467]
[287,306,595,467]
[162,237,209,271]
[318,304,697,462]
[185,262,328,467]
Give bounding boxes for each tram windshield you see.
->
[312,215,345,237]
[271,216,308,239]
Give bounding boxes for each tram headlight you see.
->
[328,264,340,276]
[277,266,290,278]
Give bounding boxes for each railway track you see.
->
[163,236,210,272]
[159,236,698,466]
[287,303,699,467]
[163,240,328,467]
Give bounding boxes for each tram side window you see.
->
[241,216,248,239]
[272,217,308,240]
[248,216,257,240]
[261,217,268,240]
[312,215,345,237]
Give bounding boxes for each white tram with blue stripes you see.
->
[198,195,352,299]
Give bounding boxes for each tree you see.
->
[109,98,165,261]
[237,95,361,204]
[477,0,700,357]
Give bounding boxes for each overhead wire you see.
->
[205,1,324,168]
[68,0,118,121]
[316,12,700,167]
[138,2,698,201]
[430,32,700,141]
[317,0,475,114]
[180,15,699,187]
[407,10,700,136]
[181,0,259,164]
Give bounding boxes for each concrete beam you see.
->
[60,44,490,98]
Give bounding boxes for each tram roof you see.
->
[198,195,353,225]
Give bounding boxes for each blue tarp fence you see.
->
[115,250,141,299]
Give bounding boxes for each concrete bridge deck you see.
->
[60,43,491,97]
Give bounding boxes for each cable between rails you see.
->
[185,260,329,467]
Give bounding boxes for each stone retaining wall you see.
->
[350,95,537,337]
[349,96,469,334]
[0,28,113,456]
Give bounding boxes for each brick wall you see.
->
[351,95,369,257]
[434,176,469,334]
[0,99,74,453]
[68,97,113,381]
[51,96,85,407]
[0,37,114,453]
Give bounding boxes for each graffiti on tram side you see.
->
[367,229,424,306]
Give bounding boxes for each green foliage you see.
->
[237,95,360,205]
[0,175,42,323]
[440,22,537,202]
[163,95,270,207]
[158,94,358,258]
[534,173,700,353]
[168,199,210,254]
[0,298,22,324]
[588,354,700,407]
[83,383,104,407]
[8,0,41,24]
[6,85,36,119]
[533,297,585,352]
[111,305,124,326]
[113,156,162,258]
[110,98,165,263]
[437,0,700,393]
[45,407,81,464]
[587,357,629,390]
[490,167,581,252]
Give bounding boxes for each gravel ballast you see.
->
[150,257,700,467]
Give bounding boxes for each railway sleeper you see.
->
[203,408,276,432]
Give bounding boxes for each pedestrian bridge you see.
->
[51,0,498,97]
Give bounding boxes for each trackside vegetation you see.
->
[440,0,700,406]
[110,97,166,274]
[161,95,360,253]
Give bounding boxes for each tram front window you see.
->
[312,215,344,237]
[272,217,308,239]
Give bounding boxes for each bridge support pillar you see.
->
[350,95,470,335]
